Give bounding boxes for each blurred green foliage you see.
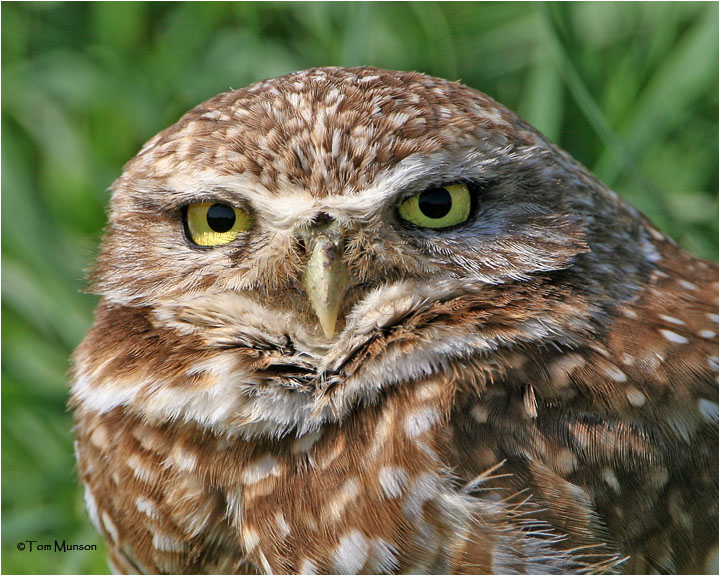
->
[2,2,717,574]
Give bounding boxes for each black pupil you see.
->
[206,203,236,232]
[418,188,452,219]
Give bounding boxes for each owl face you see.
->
[74,67,655,438]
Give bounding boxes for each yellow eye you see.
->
[398,183,471,229]
[185,202,252,246]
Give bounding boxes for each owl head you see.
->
[75,67,658,438]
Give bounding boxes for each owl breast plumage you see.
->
[70,67,718,574]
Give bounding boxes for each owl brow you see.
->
[396,177,494,201]
[134,188,253,214]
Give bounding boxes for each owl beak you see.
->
[302,230,349,338]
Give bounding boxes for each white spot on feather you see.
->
[275,511,291,538]
[660,329,689,344]
[368,407,394,458]
[554,448,577,475]
[378,467,409,499]
[89,425,109,448]
[699,330,716,339]
[127,454,157,484]
[101,512,119,544]
[167,444,197,472]
[415,381,441,400]
[648,227,665,241]
[242,527,260,552]
[152,531,185,552]
[626,387,647,407]
[678,280,698,291]
[603,364,627,383]
[404,408,440,437]
[199,109,223,120]
[83,486,101,532]
[471,404,489,423]
[368,538,399,573]
[242,454,279,485]
[697,399,719,423]
[135,497,158,519]
[549,354,585,386]
[659,314,686,326]
[602,468,621,493]
[326,478,361,522]
[403,473,438,520]
[299,558,318,575]
[292,429,323,454]
[332,530,369,574]
[257,550,272,574]
[709,356,719,371]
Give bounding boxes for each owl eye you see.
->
[184,202,253,246]
[398,183,471,229]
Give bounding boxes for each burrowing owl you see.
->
[71,67,718,574]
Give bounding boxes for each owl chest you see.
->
[78,381,462,574]
[228,394,458,574]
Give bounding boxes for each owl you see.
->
[70,67,718,574]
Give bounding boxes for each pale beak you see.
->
[301,228,349,338]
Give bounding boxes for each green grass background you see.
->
[2,2,717,574]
